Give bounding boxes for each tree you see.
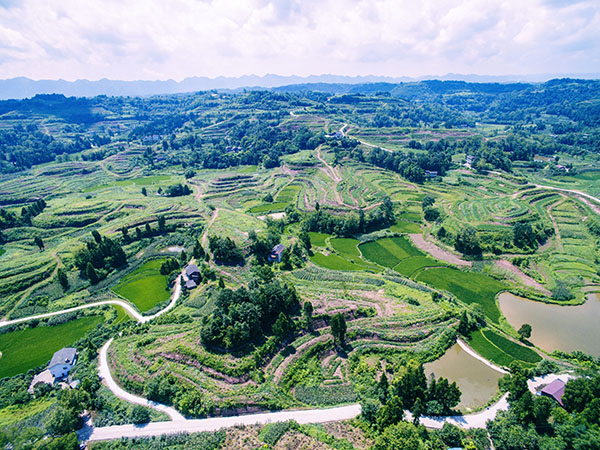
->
[424,207,440,222]
[57,268,69,291]
[378,372,390,404]
[518,323,532,341]
[145,223,152,237]
[303,301,313,326]
[422,195,435,208]
[263,193,274,202]
[86,262,99,284]
[455,226,481,255]
[43,406,79,435]
[272,312,293,341]
[158,215,166,233]
[129,405,150,424]
[141,187,147,196]
[91,230,102,244]
[373,421,426,450]
[34,236,44,251]
[299,231,311,251]
[330,312,347,345]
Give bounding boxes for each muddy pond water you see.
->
[424,343,503,411]
[498,292,600,357]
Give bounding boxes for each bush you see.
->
[259,421,296,446]
[129,405,151,424]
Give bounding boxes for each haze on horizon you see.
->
[0,0,599,82]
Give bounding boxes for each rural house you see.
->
[185,264,201,282]
[29,347,78,393]
[539,378,566,406]
[48,347,77,379]
[268,244,285,263]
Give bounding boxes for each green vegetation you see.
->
[1,81,600,449]
[389,220,421,234]
[415,268,506,322]
[112,259,170,312]
[308,232,330,247]
[0,315,102,378]
[468,328,541,368]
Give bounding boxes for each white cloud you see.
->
[0,0,598,80]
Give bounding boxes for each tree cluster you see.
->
[303,197,394,237]
[200,275,299,349]
[74,231,127,283]
[208,235,243,265]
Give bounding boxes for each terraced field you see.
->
[112,259,171,312]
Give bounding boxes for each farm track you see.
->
[201,207,220,249]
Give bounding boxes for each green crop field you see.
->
[415,268,506,322]
[330,238,361,257]
[389,220,421,234]
[468,329,515,367]
[112,259,171,312]
[0,315,103,378]
[248,202,288,214]
[393,256,445,277]
[468,328,540,368]
[308,232,330,247]
[0,398,55,427]
[359,236,423,268]
[482,329,541,364]
[309,252,366,271]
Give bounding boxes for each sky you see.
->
[0,0,599,81]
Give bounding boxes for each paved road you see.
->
[84,404,362,441]
[98,338,185,421]
[0,275,181,328]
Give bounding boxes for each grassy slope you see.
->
[0,315,103,378]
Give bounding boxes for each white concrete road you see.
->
[0,275,181,328]
[98,338,185,421]
[85,404,363,441]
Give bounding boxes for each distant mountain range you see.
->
[1,73,599,100]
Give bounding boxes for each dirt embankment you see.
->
[409,234,472,267]
[494,260,551,296]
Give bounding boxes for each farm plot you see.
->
[414,268,506,323]
[468,328,541,368]
[112,259,171,312]
[0,315,103,378]
[359,236,423,268]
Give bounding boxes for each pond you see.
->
[498,292,600,357]
[424,342,503,411]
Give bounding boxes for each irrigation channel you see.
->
[499,292,600,357]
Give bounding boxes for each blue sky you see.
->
[0,0,598,80]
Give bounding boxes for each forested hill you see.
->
[0,78,599,174]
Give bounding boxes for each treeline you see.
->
[180,122,325,170]
[0,125,106,173]
[201,272,299,349]
[303,197,395,237]
[74,231,127,284]
[0,198,46,229]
